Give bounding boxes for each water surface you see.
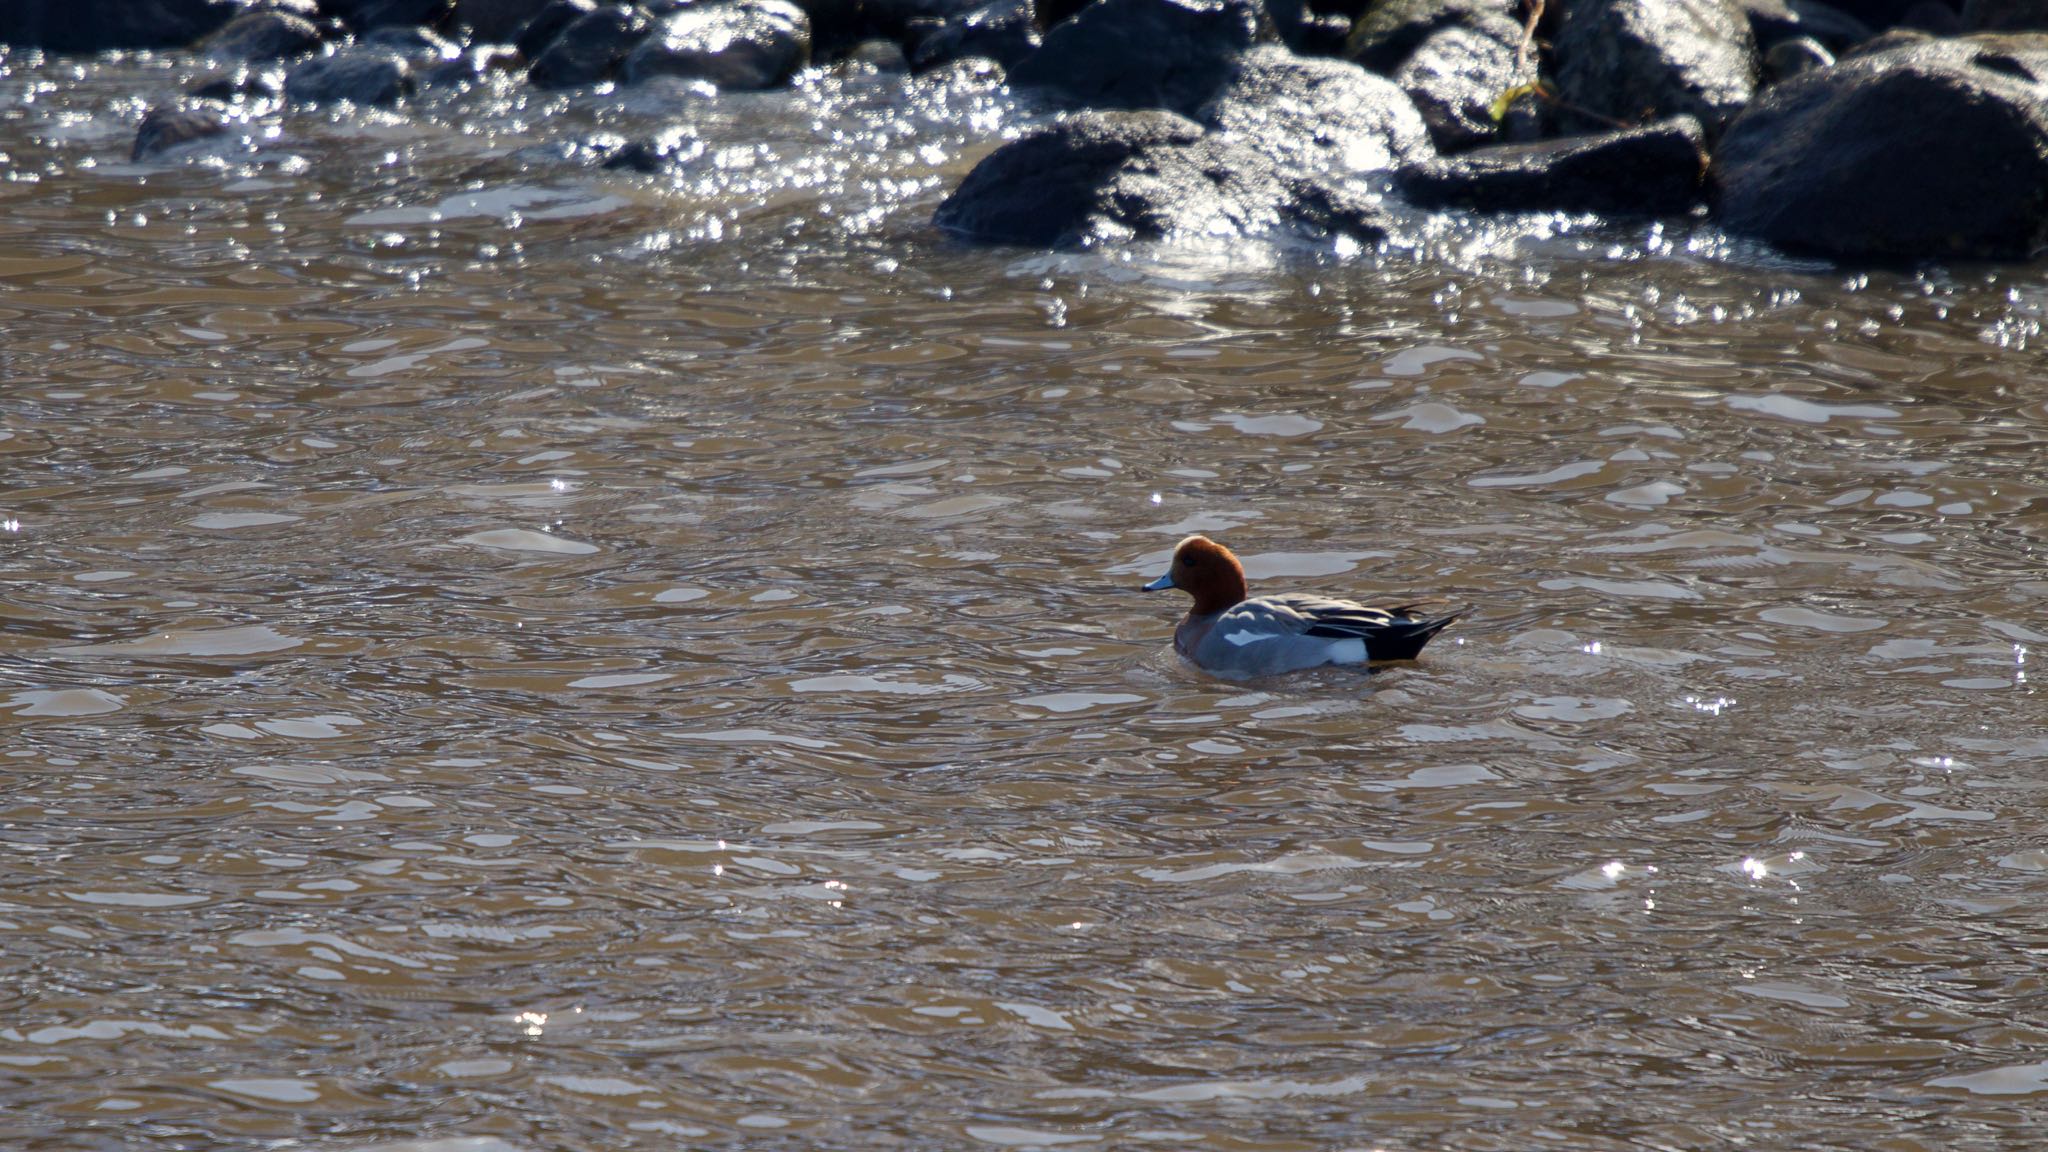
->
[2,47,2047,1152]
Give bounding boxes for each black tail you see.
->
[1370,604,1469,661]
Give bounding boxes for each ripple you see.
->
[457,529,600,555]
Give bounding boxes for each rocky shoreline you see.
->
[11,0,2048,261]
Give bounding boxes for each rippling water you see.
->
[4,46,2048,1151]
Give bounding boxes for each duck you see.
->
[1142,534,1465,677]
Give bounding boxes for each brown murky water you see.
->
[3,48,2047,1152]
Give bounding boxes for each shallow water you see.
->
[3,46,2048,1152]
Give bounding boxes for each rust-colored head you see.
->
[1141,534,1249,616]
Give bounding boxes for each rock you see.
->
[1553,0,1758,133]
[320,0,454,31]
[1392,16,1537,150]
[284,46,413,103]
[457,0,557,40]
[513,0,590,56]
[198,9,324,59]
[1007,0,1260,115]
[1902,0,1963,31]
[1294,12,1351,55]
[1965,0,2048,29]
[0,0,240,52]
[841,36,910,70]
[907,0,1039,72]
[1839,25,1929,55]
[525,3,647,87]
[1344,0,1517,73]
[1201,45,1433,179]
[933,102,1393,248]
[417,42,519,83]
[1743,0,1873,50]
[1764,33,1834,77]
[933,109,1280,246]
[620,0,811,89]
[189,67,286,101]
[132,101,229,160]
[1712,34,2048,258]
[1399,115,1708,214]
[361,22,463,59]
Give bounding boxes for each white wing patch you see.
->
[1223,629,1277,647]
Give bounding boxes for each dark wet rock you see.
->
[840,36,910,70]
[198,9,325,59]
[1839,25,1930,54]
[418,42,519,83]
[361,23,462,59]
[284,46,413,103]
[321,0,454,31]
[1553,0,1758,133]
[457,0,558,40]
[1742,0,1873,50]
[526,3,648,87]
[1201,45,1433,179]
[1392,14,1537,150]
[933,110,1259,245]
[596,131,705,170]
[513,0,590,56]
[1818,0,1931,21]
[1293,12,1351,54]
[934,104,1390,248]
[1712,34,2048,258]
[620,0,811,89]
[1964,0,2048,29]
[1034,0,1091,27]
[907,0,1039,72]
[0,0,240,52]
[1902,0,1964,30]
[1399,115,1708,215]
[1764,33,1834,77]
[132,101,229,160]
[189,66,286,101]
[1007,0,1260,115]
[1343,0,1516,73]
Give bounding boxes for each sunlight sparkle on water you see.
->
[1684,695,1735,716]
[515,1011,547,1037]
[2,518,19,532]
[1149,492,1162,505]
[1583,641,1601,654]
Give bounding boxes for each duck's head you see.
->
[1142,534,1248,615]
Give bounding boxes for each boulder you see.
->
[907,0,1039,72]
[1006,0,1260,115]
[933,103,1395,248]
[513,0,591,57]
[319,0,454,30]
[1764,33,1834,77]
[1712,34,2048,258]
[197,9,325,59]
[1740,0,1873,50]
[284,46,413,103]
[1553,0,1758,133]
[525,3,647,87]
[1399,115,1707,214]
[132,101,229,160]
[189,67,286,101]
[457,0,558,39]
[620,0,811,88]
[1200,45,1433,179]
[0,0,239,52]
[1344,0,1517,72]
[1393,16,1537,150]
[1965,0,2048,29]
[933,110,1285,246]
[360,22,463,58]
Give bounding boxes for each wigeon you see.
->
[1142,534,1465,677]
